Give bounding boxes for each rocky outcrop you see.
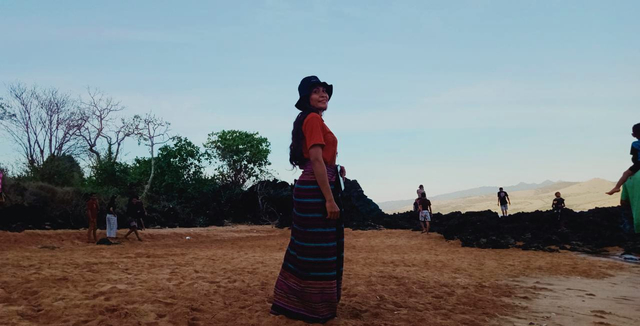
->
[1,178,637,254]
[369,207,639,254]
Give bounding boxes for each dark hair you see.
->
[289,98,320,168]
[108,195,117,210]
[421,192,426,198]
[419,185,424,189]
[633,123,640,135]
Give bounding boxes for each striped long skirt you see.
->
[270,179,344,323]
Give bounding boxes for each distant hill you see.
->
[377,180,565,213]
[377,179,618,214]
[431,180,557,200]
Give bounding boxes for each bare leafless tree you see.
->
[0,83,83,169]
[0,97,12,121]
[138,113,170,199]
[77,88,140,163]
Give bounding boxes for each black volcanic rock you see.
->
[341,179,384,230]
[1,177,638,255]
[377,206,640,254]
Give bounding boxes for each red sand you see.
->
[0,226,638,325]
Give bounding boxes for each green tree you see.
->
[86,147,132,194]
[32,154,84,187]
[204,130,271,188]
[156,136,205,187]
[127,136,206,200]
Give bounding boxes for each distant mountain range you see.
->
[376,179,618,214]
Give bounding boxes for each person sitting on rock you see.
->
[607,122,640,195]
[621,172,640,234]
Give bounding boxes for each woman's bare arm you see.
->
[309,145,339,219]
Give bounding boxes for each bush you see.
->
[0,180,86,230]
[31,154,84,187]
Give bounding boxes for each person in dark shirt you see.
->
[607,123,640,195]
[552,191,566,228]
[418,192,432,234]
[497,187,511,217]
[552,192,565,212]
[124,196,144,241]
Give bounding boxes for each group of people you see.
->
[85,194,147,243]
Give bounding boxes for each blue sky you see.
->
[0,1,638,202]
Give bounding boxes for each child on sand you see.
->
[124,196,144,241]
[607,123,640,195]
[86,193,99,243]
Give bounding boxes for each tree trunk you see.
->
[142,144,155,199]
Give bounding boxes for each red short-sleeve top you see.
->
[302,113,338,166]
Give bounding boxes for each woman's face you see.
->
[309,86,329,110]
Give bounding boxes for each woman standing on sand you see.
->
[270,76,346,323]
[106,195,118,239]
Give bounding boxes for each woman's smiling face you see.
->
[309,86,329,110]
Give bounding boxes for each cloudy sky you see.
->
[1,0,638,202]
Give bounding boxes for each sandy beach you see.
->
[1,226,638,326]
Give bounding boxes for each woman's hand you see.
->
[326,200,340,219]
[340,166,347,178]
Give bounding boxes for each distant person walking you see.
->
[607,123,640,195]
[552,192,566,229]
[124,196,144,241]
[271,76,346,323]
[106,195,118,239]
[497,187,511,217]
[417,185,425,198]
[621,173,640,234]
[418,192,432,234]
[86,193,99,243]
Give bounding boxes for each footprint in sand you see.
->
[613,296,633,301]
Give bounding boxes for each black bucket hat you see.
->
[295,75,333,110]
